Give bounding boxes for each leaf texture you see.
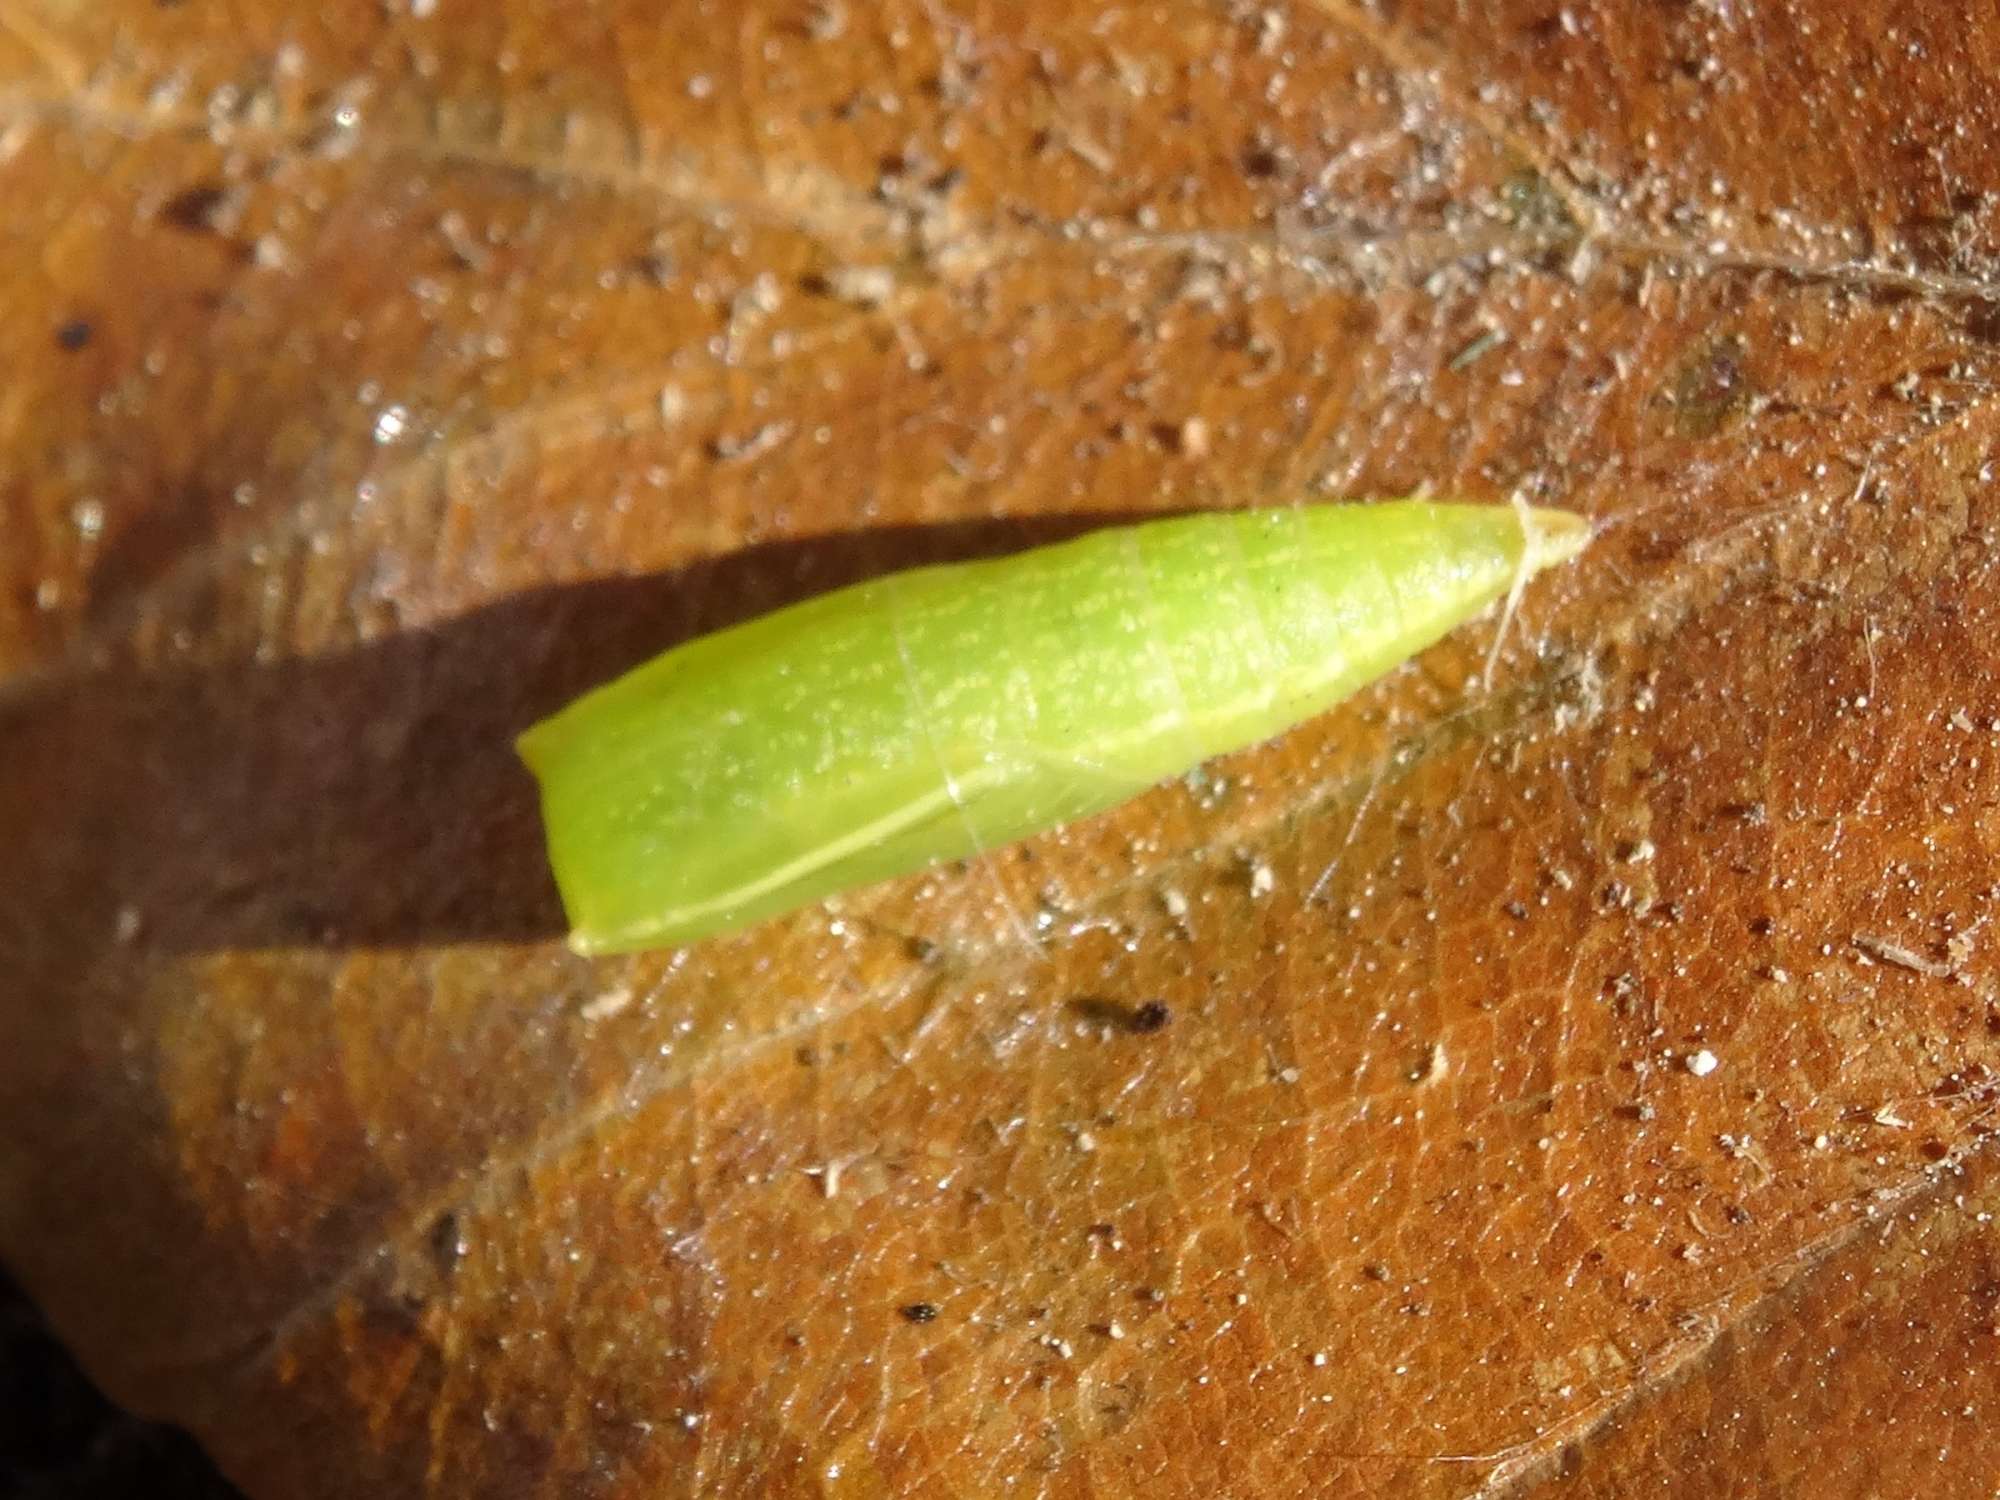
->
[5,1,2000,1496]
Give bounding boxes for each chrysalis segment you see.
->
[517,502,1590,954]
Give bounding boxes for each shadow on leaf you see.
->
[4,512,1167,954]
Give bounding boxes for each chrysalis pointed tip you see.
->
[1519,506,1593,574]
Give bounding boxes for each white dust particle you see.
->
[1685,1049,1720,1077]
[580,985,634,1022]
[804,1161,843,1199]
[1852,932,1954,978]
[822,265,898,306]
[372,405,411,443]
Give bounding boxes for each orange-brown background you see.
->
[6,1,2000,1495]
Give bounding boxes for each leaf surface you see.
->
[5,1,2000,1495]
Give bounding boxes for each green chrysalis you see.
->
[519,501,1590,955]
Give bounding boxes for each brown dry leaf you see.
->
[5,1,2000,1495]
